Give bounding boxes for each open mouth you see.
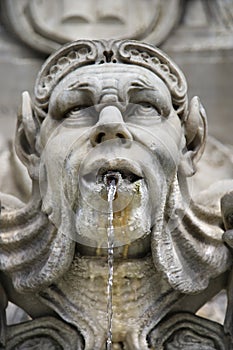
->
[98,168,143,187]
[60,139,165,257]
[67,157,152,257]
[82,159,144,188]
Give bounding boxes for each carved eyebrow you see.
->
[128,79,155,90]
[65,81,90,91]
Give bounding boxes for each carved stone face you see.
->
[29,0,164,40]
[38,63,184,257]
[4,39,229,299]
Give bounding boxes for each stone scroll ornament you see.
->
[0,39,233,349]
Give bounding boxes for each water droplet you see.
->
[106,179,117,350]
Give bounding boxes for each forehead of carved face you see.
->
[49,64,172,117]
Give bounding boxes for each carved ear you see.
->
[15,91,40,178]
[182,96,207,176]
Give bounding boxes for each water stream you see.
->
[106,178,117,350]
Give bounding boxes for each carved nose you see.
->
[90,106,133,146]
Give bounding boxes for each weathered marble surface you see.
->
[0,39,233,349]
[0,1,233,349]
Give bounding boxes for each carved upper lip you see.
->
[97,164,143,183]
[82,159,144,184]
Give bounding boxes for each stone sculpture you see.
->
[0,39,233,349]
[1,0,181,54]
[2,0,233,55]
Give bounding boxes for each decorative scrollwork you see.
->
[149,313,226,350]
[4,317,83,350]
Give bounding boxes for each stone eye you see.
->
[137,102,159,113]
[126,102,161,119]
[64,105,93,119]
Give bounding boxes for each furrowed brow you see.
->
[128,79,155,91]
[65,81,90,91]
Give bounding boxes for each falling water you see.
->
[106,177,117,350]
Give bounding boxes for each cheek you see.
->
[39,116,60,149]
[166,116,183,147]
[129,123,182,174]
[41,137,68,189]
[130,121,182,149]
[41,127,92,181]
[39,115,92,150]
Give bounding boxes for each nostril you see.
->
[95,132,105,144]
[116,133,125,139]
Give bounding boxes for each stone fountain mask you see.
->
[1,40,230,295]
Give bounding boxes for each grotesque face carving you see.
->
[5,39,228,295]
[38,64,184,256]
[1,37,232,350]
